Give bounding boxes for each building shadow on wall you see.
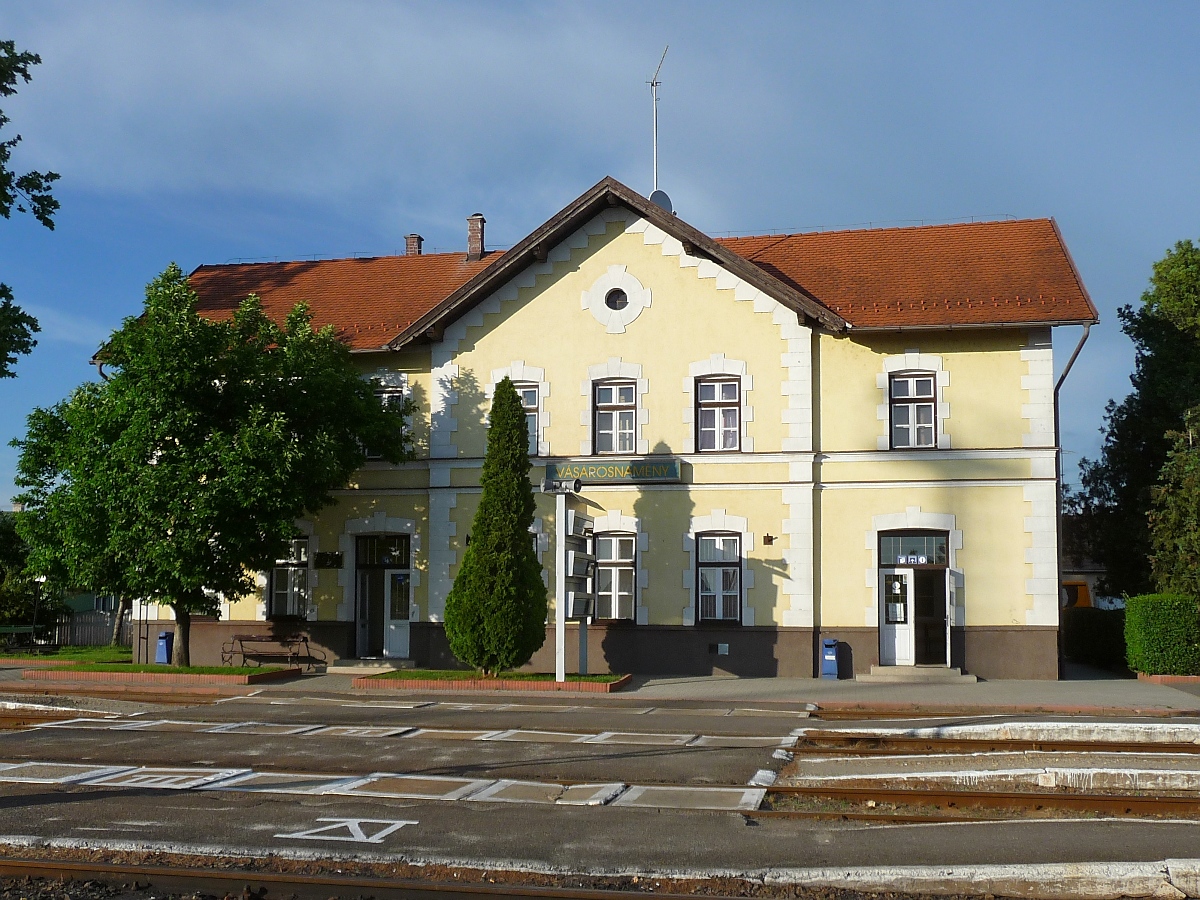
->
[597,441,779,678]
[417,368,488,671]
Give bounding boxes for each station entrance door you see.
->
[355,535,411,659]
[878,530,950,667]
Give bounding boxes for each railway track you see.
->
[0,858,727,900]
[790,734,1200,755]
[759,784,1200,819]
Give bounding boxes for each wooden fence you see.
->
[51,611,133,647]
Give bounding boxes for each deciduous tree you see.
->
[1149,409,1200,598]
[0,39,59,377]
[444,377,547,674]
[13,264,414,664]
[1071,240,1200,596]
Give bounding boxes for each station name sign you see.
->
[547,460,682,484]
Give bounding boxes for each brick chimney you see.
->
[405,233,423,256]
[466,213,486,261]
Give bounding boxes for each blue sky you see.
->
[1,1,1197,504]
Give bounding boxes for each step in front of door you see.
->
[855,666,978,684]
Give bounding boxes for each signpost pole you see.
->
[555,490,566,683]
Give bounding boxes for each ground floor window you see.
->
[270,538,310,618]
[697,532,740,622]
[595,532,636,620]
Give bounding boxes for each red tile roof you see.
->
[716,218,1097,329]
[189,253,492,351]
[189,213,1095,347]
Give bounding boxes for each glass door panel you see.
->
[879,568,915,666]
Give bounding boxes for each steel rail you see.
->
[792,735,1200,756]
[765,784,1200,816]
[0,858,732,900]
[810,708,1198,720]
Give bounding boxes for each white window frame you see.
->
[695,377,741,452]
[593,379,638,455]
[487,362,550,456]
[594,532,637,621]
[364,385,409,461]
[269,538,310,619]
[889,371,937,450]
[696,532,741,623]
[515,382,539,456]
[876,352,950,450]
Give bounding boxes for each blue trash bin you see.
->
[820,638,839,679]
[155,630,174,665]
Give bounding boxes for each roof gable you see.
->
[386,176,848,349]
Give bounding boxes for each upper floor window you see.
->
[365,387,407,460]
[595,533,636,620]
[594,380,636,454]
[890,373,936,449]
[515,383,539,455]
[696,378,740,452]
[697,532,740,622]
[269,538,309,619]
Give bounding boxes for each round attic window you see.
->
[582,265,652,333]
[604,288,629,311]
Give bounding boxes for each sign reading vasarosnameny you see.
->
[547,460,682,484]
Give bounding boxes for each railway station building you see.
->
[160,176,1097,680]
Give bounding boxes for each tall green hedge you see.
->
[1124,593,1200,675]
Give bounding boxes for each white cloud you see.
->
[22,303,112,350]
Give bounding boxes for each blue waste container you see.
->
[820,638,839,679]
[155,630,174,664]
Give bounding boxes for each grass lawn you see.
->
[0,645,132,663]
[370,668,624,683]
[45,663,287,676]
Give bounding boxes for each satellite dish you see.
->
[649,189,673,214]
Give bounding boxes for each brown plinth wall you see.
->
[813,625,1059,680]
[411,623,815,677]
[167,619,1054,679]
[142,619,354,667]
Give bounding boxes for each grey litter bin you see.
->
[155,630,174,664]
[820,638,839,679]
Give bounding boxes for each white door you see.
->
[879,568,915,666]
[384,569,411,658]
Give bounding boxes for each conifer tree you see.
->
[444,377,547,674]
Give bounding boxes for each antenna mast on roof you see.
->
[649,45,668,193]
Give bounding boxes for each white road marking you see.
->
[612,785,766,811]
[0,763,133,784]
[203,722,323,736]
[82,767,248,790]
[336,773,494,801]
[306,725,415,738]
[275,818,416,844]
[749,769,778,786]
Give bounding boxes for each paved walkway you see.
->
[5,660,1200,715]
[227,668,1200,715]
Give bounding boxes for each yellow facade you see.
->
[174,200,1069,680]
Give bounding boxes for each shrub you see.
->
[1124,593,1200,675]
[1061,606,1126,668]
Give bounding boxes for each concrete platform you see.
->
[6,659,1200,717]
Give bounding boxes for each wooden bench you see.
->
[222,633,319,670]
[0,625,46,652]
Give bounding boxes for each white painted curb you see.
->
[765,860,1200,899]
